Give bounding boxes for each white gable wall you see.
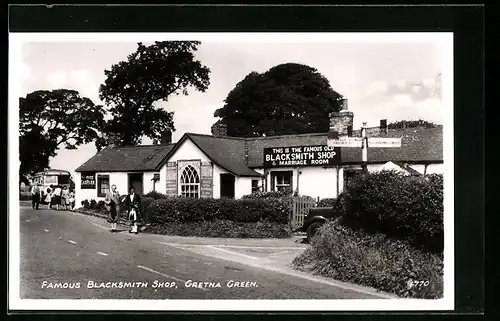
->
[159,138,235,198]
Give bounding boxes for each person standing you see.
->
[124,186,141,234]
[68,189,75,211]
[105,185,120,232]
[61,186,70,210]
[31,183,41,210]
[52,185,62,210]
[45,186,53,210]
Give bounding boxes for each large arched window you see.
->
[180,165,200,198]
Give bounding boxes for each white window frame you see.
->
[270,170,293,192]
[179,165,200,198]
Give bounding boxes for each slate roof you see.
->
[182,133,261,177]
[245,126,443,167]
[76,126,442,176]
[75,144,175,172]
[340,126,443,164]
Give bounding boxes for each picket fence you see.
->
[289,196,317,231]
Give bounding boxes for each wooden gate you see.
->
[290,197,316,231]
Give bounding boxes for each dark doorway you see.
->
[220,174,235,199]
[128,173,144,195]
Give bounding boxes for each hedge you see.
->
[293,219,443,299]
[143,191,171,200]
[241,189,293,199]
[317,198,336,207]
[335,171,443,253]
[148,219,291,239]
[78,195,292,238]
[145,197,290,224]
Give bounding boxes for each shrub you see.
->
[143,191,170,200]
[81,199,91,210]
[242,188,293,199]
[145,197,290,225]
[317,198,336,207]
[293,219,443,299]
[140,196,155,222]
[96,200,106,211]
[337,171,443,253]
[89,199,98,210]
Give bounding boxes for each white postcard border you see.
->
[8,32,454,311]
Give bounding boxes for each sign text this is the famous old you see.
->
[263,145,341,167]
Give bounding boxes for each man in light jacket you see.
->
[104,185,120,232]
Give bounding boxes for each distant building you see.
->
[74,107,443,206]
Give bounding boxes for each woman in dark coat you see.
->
[124,186,141,234]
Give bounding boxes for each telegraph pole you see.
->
[361,122,368,171]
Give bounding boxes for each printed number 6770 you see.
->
[409,280,430,287]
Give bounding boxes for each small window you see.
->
[270,171,293,192]
[251,179,261,193]
[97,175,110,197]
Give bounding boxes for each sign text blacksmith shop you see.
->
[263,145,341,168]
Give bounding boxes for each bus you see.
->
[31,169,73,194]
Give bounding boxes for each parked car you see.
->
[300,203,343,242]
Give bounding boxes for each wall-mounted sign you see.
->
[263,145,341,168]
[165,162,178,196]
[367,137,402,148]
[80,172,96,189]
[200,162,213,198]
[327,137,363,148]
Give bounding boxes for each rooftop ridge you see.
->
[110,143,175,149]
[185,132,247,140]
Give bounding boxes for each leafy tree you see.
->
[19,89,106,177]
[213,63,343,137]
[98,41,211,148]
[388,119,437,129]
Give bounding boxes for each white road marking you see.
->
[205,245,259,260]
[25,220,30,222]
[44,229,49,232]
[97,252,108,256]
[137,265,207,292]
[68,240,77,244]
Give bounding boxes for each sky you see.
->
[18,36,446,179]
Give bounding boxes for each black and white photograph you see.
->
[9,32,454,311]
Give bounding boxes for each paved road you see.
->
[19,205,389,300]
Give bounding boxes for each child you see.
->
[124,186,141,234]
[45,186,53,210]
[61,186,69,210]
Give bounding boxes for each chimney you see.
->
[211,121,228,136]
[380,119,388,134]
[329,98,354,137]
[161,130,172,144]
